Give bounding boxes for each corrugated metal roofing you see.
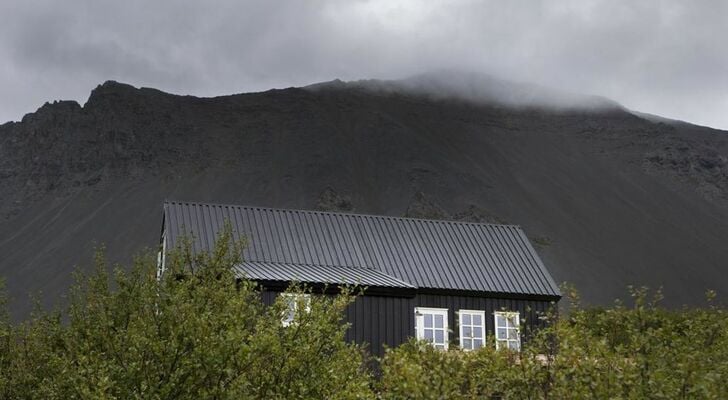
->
[234,261,415,288]
[163,201,561,297]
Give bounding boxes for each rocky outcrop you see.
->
[316,187,354,212]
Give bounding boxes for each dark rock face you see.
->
[644,143,728,203]
[452,205,507,224]
[404,192,449,220]
[1,78,728,318]
[316,187,354,212]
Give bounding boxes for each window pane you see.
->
[462,314,471,325]
[434,314,443,329]
[473,339,483,349]
[473,327,483,338]
[507,316,517,328]
[435,329,444,343]
[463,327,471,338]
[462,339,472,349]
[473,314,482,325]
[435,344,445,350]
[497,328,507,339]
[496,315,506,327]
[509,340,520,350]
[508,328,518,339]
[424,314,433,328]
[284,298,296,323]
[424,329,434,340]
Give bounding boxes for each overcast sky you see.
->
[1,0,726,129]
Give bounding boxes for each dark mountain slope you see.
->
[1,77,727,318]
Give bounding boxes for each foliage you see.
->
[1,228,727,399]
[0,226,372,399]
[378,285,728,399]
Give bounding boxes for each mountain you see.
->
[1,72,727,318]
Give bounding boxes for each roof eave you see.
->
[413,287,562,302]
[249,278,418,298]
[245,277,559,302]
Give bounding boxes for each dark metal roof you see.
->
[163,201,561,297]
[234,261,415,288]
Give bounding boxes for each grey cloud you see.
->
[1,0,726,129]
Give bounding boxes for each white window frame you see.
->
[280,293,311,327]
[156,232,167,280]
[415,307,449,350]
[494,311,521,351]
[458,309,486,351]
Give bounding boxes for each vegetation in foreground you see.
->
[1,229,727,399]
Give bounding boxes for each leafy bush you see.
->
[378,285,728,399]
[0,227,373,399]
[1,228,727,399]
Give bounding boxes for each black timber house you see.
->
[160,201,561,356]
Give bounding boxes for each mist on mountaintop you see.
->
[308,70,623,111]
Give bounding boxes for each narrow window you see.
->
[458,310,485,350]
[280,293,311,327]
[494,311,520,350]
[156,232,167,280]
[415,307,449,350]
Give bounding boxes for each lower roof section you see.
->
[234,261,416,289]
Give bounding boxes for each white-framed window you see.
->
[458,310,485,351]
[156,232,167,280]
[415,307,449,350]
[494,311,521,351]
[280,293,311,327]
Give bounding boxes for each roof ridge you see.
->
[163,199,522,229]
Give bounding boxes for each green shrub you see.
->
[378,286,728,399]
[1,228,727,399]
[0,226,373,399]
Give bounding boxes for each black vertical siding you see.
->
[260,290,277,306]
[342,295,416,356]
[262,289,556,357]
